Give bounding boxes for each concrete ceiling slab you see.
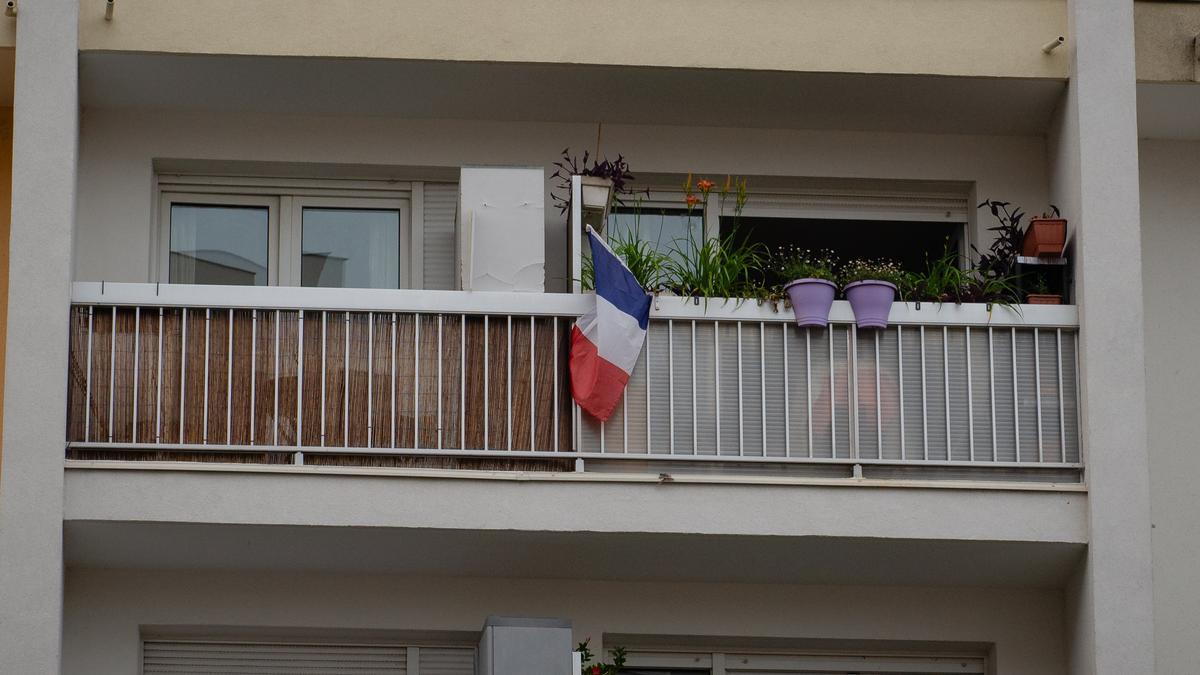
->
[80,52,1065,136]
[65,520,1084,589]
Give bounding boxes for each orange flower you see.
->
[696,178,715,193]
[685,194,702,207]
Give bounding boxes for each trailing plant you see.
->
[577,638,627,675]
[665,232,766,299]
[551,148,646,215]
[838,258,907,288]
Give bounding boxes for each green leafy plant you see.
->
[577,638,627,675]
[580,226,672,292]
[838,258,907,288]
[974,199,1025,281]
[665,232,766,299]
[906,243,1022,305]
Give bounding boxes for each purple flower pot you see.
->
[844,280,897,329]
[783,278,837,327]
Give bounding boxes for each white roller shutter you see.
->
[626,650,985,675]
[738,186,969,223]
[418,646,477,675]
[422,183,460,290]
[142,640,408,674]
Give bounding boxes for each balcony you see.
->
[65,283,1081,483]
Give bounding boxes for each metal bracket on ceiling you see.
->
[105,0,114,21]
[4,1,15,19]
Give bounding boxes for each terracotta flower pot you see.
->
[783,278,836,327]
[1026,293,1062,305]
[1022,217,1067,257]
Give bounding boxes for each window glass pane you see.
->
[607,207,704,264]
[169,204,269,286]
[302,208,401,289]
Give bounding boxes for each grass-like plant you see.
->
[907,243,1022,305]
[580,228,671,293]
[665,232,766,299]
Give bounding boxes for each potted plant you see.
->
[975,200,1025,281]
[1022,205,1067,258]
[551,149,644,235]
[1026,273,1062,304]
[577,639,626,675]
[840,258,905,328]
[774,248,839,327]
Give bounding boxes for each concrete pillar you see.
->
[0,0,80,671]
[477,616,574,675]
[1050,1,1155,673]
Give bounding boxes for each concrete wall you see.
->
[1140,138,1200,675]
[1135,1,1200,82]
[75,108,1051,290]
[0,107,11,465]
[78,0,1068,79]
[63,567,1068,675]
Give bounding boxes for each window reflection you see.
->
[302,208,401,289]
[169,204,269,286]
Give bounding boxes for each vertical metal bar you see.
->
[552,317,559,451]
[848,324,859,459]
[897,326,905,459]
[201,307,209,444]
[966,326,974,461]
[645,321,652,452]
[622,367,629,453]
[108,306,117,442]
[919,325,928,461]
[668,319,675,454]
[829,326,836,457]
[226,308,234,445]
[84,306,94,442]
[506,315,513,451]
[691,321,697,455]
[132,307,140,444]
[759,322,767,457]
[82,305,94,441]
[943,325,951,460]
[1074,331,1082,458]
[272,310,280,446]
[460,314,466,449]
[874,330,882,456]
[367,313,374,449]
[155,308,164,442]
[250,310,257,445]
[805,328,813,458]
[320,312,327,447]
[179,308,187,444]
[391,313,398,448]
[1057,328,1067,462]
[527,316,533,451]
[415,314,421,449]
[483,315,488,451]
[1034,327,1044,462]
[296,310,304,450]
[782,323,790,457]
[713,321,720,455]
[439,314,447,450]
[988,327,996,461]
[1012,327,1020,461]
[737,321,744,456]
[343,313,350,448]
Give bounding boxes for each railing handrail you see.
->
[71,282,1079,328]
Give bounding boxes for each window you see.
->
[608,204,704,264]
[158,178,415,289]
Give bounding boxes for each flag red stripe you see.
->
[569,325,630,422]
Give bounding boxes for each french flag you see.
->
[570,228,652,421]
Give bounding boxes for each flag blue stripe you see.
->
[590,231,651,330]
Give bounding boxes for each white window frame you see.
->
[158,192,281,286]
[288,195,412,288]
[155,176,420,289]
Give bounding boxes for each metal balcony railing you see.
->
[66,283,1082,482]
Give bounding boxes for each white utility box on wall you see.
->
[458,166,545,292]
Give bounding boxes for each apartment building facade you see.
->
[0,1,1197,673]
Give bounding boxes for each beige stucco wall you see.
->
[78,0,1068,79]
[63,567,1068,675]
[74,107,1051,290]
[1140,138,1200,675]
[1135,1,1200,82]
